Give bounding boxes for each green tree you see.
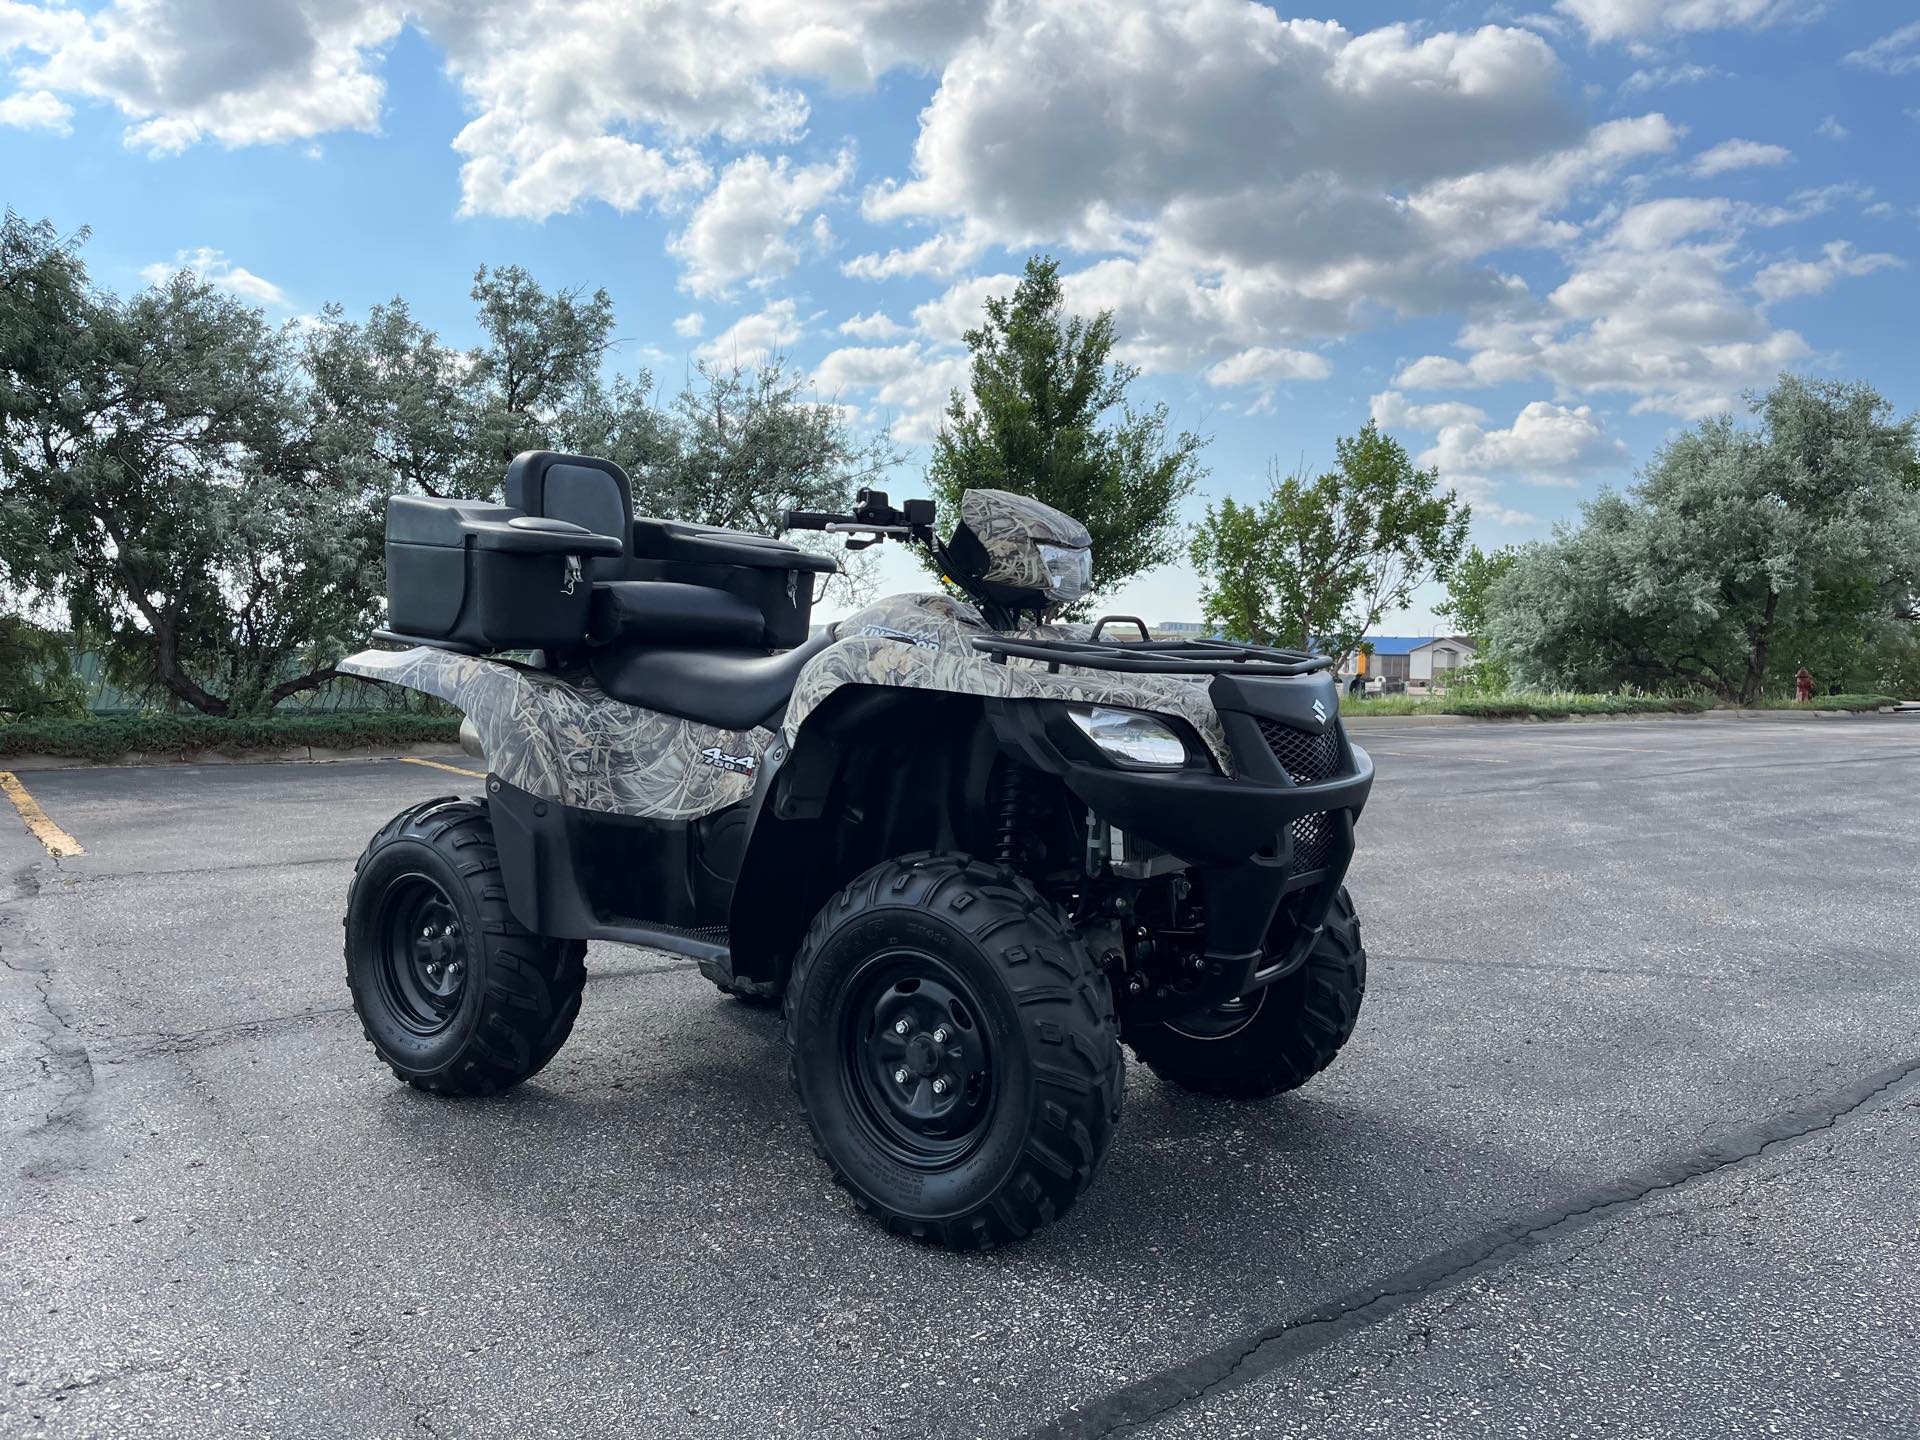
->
[926,256,1206,603]
[0,614,85,719]
[1435,545,1518,643]
[0,214,904,711]
[617,357,897,534]
[1189,423,1470,658]
[0,215,377,713]
[466,264,618,474]
[1489,375,1920,703]
[302,298,476,501]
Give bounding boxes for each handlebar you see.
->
[781,509,847,531]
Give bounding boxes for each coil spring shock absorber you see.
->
[992,763,1028,869]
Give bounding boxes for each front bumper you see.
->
[988,675,1374,1017]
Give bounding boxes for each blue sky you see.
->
[2,0,1915,628]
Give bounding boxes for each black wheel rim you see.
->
[1166,986,1267,1041]
[374,873,468,1038]
[840,949,997,1169]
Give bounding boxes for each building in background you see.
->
[1339,636,1476,694]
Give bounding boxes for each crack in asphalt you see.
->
[1018,1053,1920,1440]
[17,853,357,887]
[0,908,95,1148]
[1377,951,1736,982]
[68,959,705,1063]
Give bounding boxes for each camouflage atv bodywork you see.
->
[339,645,772,819]
[786,592,1230,770]
[340,588,1230,821]
[339,466,1376,1252]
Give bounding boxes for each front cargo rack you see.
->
[972,620,1334,678]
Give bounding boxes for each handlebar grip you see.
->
[782,510,844,531]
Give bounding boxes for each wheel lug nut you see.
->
[932,1027,950,1044]
[893,1019,910,1036]
[931,1078,948,1096]
[893,1068,910,1085]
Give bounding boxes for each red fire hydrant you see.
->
[1795,666,1814,702]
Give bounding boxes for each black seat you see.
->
[504,451,633,584]
[503,448,827,652]
[588,581,766,648]
[590,635,832,731]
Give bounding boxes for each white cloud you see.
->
[139,247,287,306]
[1815,115,1849,140]
[1,0,401,154]
[1689,138,1791,177]
[694,297,802,365]
[812,341,966,443]
[0,0,985,215]
[853,9,1697,387]
[1203,347,1332,387]
[871,9,1586,248]
[1369,393,1626,523]
[842,228,984,281]
[1844,20,1920,75]
[425,0,982,218]
[1388,194,1868,418]
[1621,62,1722,92]
[910,272,1020,345]
[1408,114,1680,256]
[669,148,853,297]
[0,86,70,132]
[1369,390,1490,432]
[672,311,705,338]
[1753,241,1903,303]
[1554,0,1801,43]
[1416,400,1627,487]
[838,311,907,340]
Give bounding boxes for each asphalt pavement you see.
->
[2,718,1917,1438]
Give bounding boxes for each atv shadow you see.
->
[367,967,1571,1326]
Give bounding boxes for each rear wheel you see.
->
[786,852,1123,1248]
[1128,886,1365,1099]
[345,797,586,1095]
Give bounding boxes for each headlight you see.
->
[1066,705,1186,768]
[1036,543,1092,603]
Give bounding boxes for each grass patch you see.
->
[0,712,461,763]
[1345,691,1715,720]
[1745,693,1901,712]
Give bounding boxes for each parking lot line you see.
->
[399,756,486,779]
[0,769,85,857]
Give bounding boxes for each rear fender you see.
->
[338,646,775,820]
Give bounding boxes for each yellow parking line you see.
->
[0,771,84,857]
[399,756,486,780]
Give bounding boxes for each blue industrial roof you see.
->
[1361,636,1428,656]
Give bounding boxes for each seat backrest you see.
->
[504,451,632,582]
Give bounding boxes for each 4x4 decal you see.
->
[698,746,758,776]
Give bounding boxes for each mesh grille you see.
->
[1291,811,1334,872]
[1256,719,1342,784]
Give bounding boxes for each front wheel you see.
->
[785,853,1124,1248]
[1128,886,1366,1099]
[345,797,586,1095]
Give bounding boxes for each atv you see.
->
[340,450,1373,1247]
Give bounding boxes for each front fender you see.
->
[781,593,1234,772]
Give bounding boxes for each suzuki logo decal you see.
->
[1311,698,1328,726]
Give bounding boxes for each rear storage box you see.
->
[630,519,835,649]
[384,495,622,653]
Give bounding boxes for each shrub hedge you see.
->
[0,712,461,763]
[1343,691,1898,720]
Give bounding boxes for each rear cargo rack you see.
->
[971,631,1334,677]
